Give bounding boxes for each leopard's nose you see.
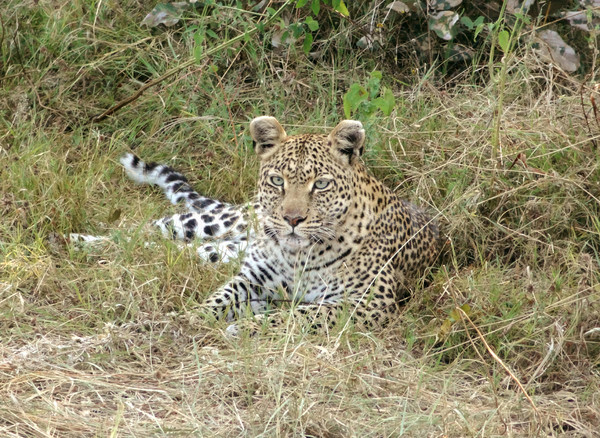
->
[283,215,307,227]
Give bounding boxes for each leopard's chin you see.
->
[280,233,311,252]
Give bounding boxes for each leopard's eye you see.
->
[270,175,284,187]
[314,179,330,190]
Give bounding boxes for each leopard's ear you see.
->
[250,116,287,160]
[328,120,365,165]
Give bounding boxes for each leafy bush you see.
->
[287,0,600,75]
[140,0,599,77]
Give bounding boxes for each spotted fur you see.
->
[123,117,439,332]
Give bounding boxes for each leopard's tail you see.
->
[120,153,224,214]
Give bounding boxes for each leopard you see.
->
[117,116,439,334]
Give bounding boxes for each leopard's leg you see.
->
[196,235,250,264]
[58,233,115,253]
[67,233,112,244]
[65,231,249,265]
[152,207,253,242]
[217,249,400,336]
[198,243,289,321]
[224,274,398,336]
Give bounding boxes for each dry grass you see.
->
[1,1,599,436]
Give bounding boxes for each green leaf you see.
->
[449,303,472,322]
[193,44,203,62]
[460,16,473,30]
[296,0,309,7]
[439,303,472,338]
[193,30,205,62]
[305,16,319,31]
[193,30,205,46]
[498,29,510,52]
[366,71,382,98]
[370,70,382,80]
[343,83,368,118]
[473,19,485,41]
[107,208,122,224]
[342,100,351,119]
[303,33,313,54]
[290,23,304,38]
[311,0,320,15]
[439,318,453,338]
[373,87,395,116]
[332,0,349,16]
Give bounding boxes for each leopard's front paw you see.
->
[225,322,241,337]
[225,314,266,337]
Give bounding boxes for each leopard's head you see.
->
[250,116,365,252]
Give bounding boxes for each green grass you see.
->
[1,1,600,436]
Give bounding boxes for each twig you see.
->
[591,83,600,129]
[456,307,540,417]
[0,14,5,57]
[90,0,294,123]
[459,308,509,435]
[580,75,598,150]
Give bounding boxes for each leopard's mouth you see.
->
[265,219,315,251]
